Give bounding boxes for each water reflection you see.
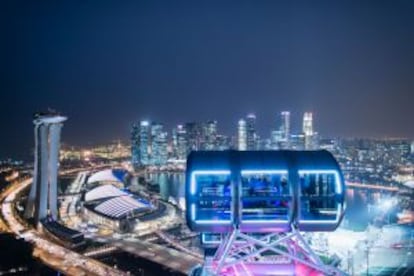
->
[147,173,185,207]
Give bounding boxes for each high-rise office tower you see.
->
[185,122,202,153]
[238,119,247,151]
[203,120,217,150]
[151,123,168,165]
[139,120,151,165]
[303,112,313,136]
[176,124,188,160]
[290,133,306,150]
[131,124,140,168]
[280,111,290,142]
[303,112,314,150]
[270,130,283,150]
[172,127,178,159]
[246,113,257,150]
[215,134,231,150]
[410,141,414,155]
[25,112,67,226]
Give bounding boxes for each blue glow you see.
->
[242,220,288,223]
[190,170,231,195]
[299,205,342,224]
[241,170,288,175]
[191,203,196,221]
[196,220,231,224]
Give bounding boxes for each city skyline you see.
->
[2,1,414,159]
[1,2,414,275]
[4,109,414,161]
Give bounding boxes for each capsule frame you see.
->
[185,150,346,233]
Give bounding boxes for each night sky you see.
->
[1,1,414,159]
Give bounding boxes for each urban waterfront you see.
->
[3,1,414,275]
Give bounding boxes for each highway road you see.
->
[87,232,202,274]
[58,168,203,274]
[0,174,127,276]
[59,171,88,227]
[346,182,399,192]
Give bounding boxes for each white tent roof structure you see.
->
[87,169,125,185]
[84,184,127,202]
[94,195,149,218]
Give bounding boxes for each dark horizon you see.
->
[2,1,414,159]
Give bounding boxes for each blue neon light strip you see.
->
[241,170,288,175]
[191,203,196,221]
[196,220,231,224]
[242,220,288,223]
[299,205,342,224]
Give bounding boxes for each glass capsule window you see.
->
[241,171,290,222]
[299,171,339,222]
[193,173,231,222]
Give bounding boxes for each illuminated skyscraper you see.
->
[172,127,178,158]
[215,134,231,150]
[280,111,290,143]
[203,120,217,150]
[411,141,414,155]
[270,130,283,150]
[290,133,306,150]
[151,123,168,165]
[139,120,151,165]
[131,124,140,168]
[238,119,247,151]
[303,112,314,150]
[25,112,66,226]
[185,122,202,152]
[246,113,257,150]
[303,112,313,136]
[176,124,188,160]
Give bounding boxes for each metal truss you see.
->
[200,227,348,276]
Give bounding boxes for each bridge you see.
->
[87,234,202,275]
[346,182,399,192]
[0,174,127,276]
[155,230,203,259]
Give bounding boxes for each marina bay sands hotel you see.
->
[25,112,67,226]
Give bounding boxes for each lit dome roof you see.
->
[87,169,127,185]
[85,184,127,202]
